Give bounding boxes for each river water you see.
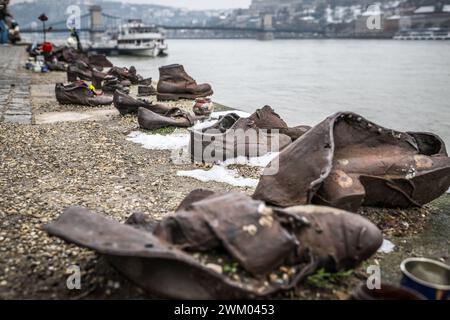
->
[109,39,450,145]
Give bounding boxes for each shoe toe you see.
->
[198,83,212,93]
[348,214,383,264]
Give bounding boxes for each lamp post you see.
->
[38,13,48,42]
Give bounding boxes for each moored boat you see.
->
[117,19,168,57]
[89,19,168,57]
[394,28,450,40]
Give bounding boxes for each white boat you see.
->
[89,19,168,57]
[117,20,168,57]
[394,28,450,40]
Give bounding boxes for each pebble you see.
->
[206,263,223,274]
[242,224,258,236]
[269,273,278,283]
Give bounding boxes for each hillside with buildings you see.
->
[221,0,450,37]
[8,0,450,38]
[9,0,229,29]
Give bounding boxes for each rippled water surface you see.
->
[110,39,450,144]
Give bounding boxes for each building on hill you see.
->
[402,4,450,29]
[250,0,304,13]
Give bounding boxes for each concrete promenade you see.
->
[0,45,32,124]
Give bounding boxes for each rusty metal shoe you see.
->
[45,58,67,72]
[120,79,132,87]
[138,78,153,86]
[254,112,450,212]
[102,77,130,95]
[138,107,196,130]
[107,66,141,84]
[157,64,213,101]
[44,191,382,299]
[113,90,175,116]
[128,66,143,84]
[60,47,87,64]
[279,204,383,272]
[67,61,92,82]
[87,54,113,69]
[248,105,311,141]
[67,61,107,89]
[55,82,113,106]
[190,109,293,163]
[45,206,274,299]
[156,191,382,275]
[138,85,157,97]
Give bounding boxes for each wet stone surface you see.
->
[0,46,32,124]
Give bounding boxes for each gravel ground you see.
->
[0,115,253,299]
[0,67,448,300]
[0,70,253,299]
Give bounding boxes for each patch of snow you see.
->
[222,152,279,168]
[176,153,276,188]
[362,5,382,16]
[192,119,218,131]
[177,165,259,188]
[444,4,450,13]
[414,6,435,14]
[127,131,189,150]
[378,239,395,254]
[447,187,450,193]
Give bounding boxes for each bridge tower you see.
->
[258,14,274,41]
[89,5,103,43]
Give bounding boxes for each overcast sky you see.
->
[10,0,252,10]
[115,0,252,10]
